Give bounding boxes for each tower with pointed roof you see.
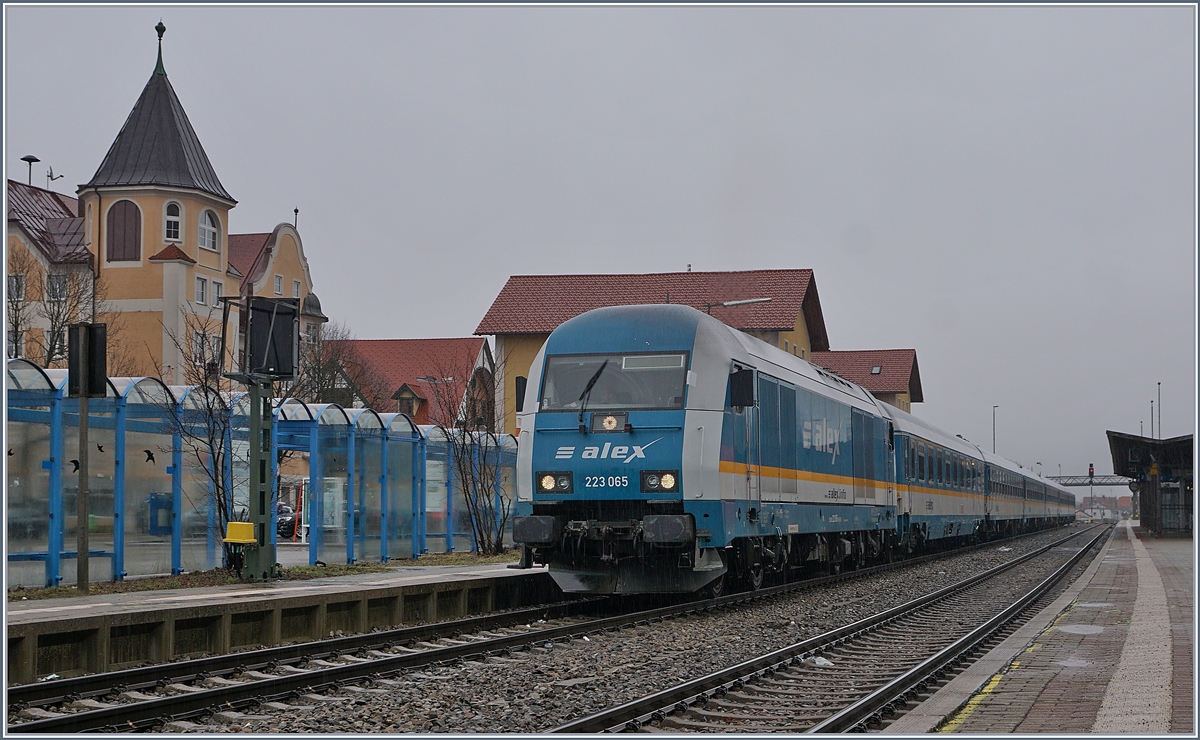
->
[71,21,238,382]
[29,22,326,382]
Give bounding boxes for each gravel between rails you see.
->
[162,526,1097,733]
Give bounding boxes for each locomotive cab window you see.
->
[540,352,689,411]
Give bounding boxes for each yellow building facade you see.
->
[6,24,326,379]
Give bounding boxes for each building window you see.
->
[7,327,24,359]
[274,275,283,295]
[293,279,301,298]
[49,328,67,361]
[7,274,25,301]
[47,274,69,303]
[399,396,417,417]
[800,349,805,359]
[199,210,220,252]
[870,365,882,375]
[195,277,207,304]
[212,280,223,303]
[192,330,221,365]
[106,199,142,261]
[164,202,181,241]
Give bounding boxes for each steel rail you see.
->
[8,525,1093,733]
[7,598,604,707]
[550,524,1108,733]
[807,524,1112,732]
[9,524,1042,709]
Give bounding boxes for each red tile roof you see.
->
[474,269,829,350]
[227,232,270,282]
[330,337,488,425]
[6,179,90,263]
[809,349,923,403]
[148,244,196,263]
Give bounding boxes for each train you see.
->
[509,304,1076,595]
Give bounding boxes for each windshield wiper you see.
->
[577,360,609,433]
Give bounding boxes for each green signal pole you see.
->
[245,375,276,580]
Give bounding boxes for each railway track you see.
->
[7,525,1097,733]
[553,524,1110,733]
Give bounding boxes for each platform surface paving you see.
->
[6,562,531,626]
[886,521,1193,734]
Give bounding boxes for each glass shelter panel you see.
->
[316,424,350,564]
[60,396,117,585]
[354,424,384,562]
[6,403,53,587]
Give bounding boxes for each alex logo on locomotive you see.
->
[802,418,842,463]
[554,437,663,463]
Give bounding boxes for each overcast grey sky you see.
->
[5,4,1195,490]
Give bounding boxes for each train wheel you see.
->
[706,574,726,598]
[747,562,764,591]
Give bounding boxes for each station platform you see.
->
[6,560,559,686]
[887,521,1194,734]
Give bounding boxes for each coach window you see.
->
[937,449,944,485]
[917,443,925,482]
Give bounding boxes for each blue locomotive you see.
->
[510,304,1075,595]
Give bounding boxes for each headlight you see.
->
[536,472,573,494]
[641,470,679,493]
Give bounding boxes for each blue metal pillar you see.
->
[409,437,419,560]
[170,428,183,574]
[418,436,428,556]
[308,424,321,565]
[222,424,234,568]
[445,437,454,553]
[269,411,279,547]
[346,425,357,564]
[493,441,503,543]
[205,459,216,570]
[379,435,389,562]
[112,396,128,580]
[44,390,65,587]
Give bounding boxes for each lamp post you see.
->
[992,405,999,453]
[1157,382,1161,438]
[20,154,39,185]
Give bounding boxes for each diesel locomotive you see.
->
[510,304,1075,595]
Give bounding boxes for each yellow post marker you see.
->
[223,522,257,544]
[223,522,258,578]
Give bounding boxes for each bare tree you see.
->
[5,250,138,373]
[6,247,39,360]
[154,305,247,572]
[29,267,91,368]
[287,320,389,408]
[424,348,512,556]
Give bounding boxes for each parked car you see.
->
[276,504,300,539]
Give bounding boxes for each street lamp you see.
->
[992,405,999,453]
[20,154,39,185]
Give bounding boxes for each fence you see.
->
[5,359,517,588]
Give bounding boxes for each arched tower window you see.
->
[106,200,142,262]
[199,210,220,252]
[164,202,182,242]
